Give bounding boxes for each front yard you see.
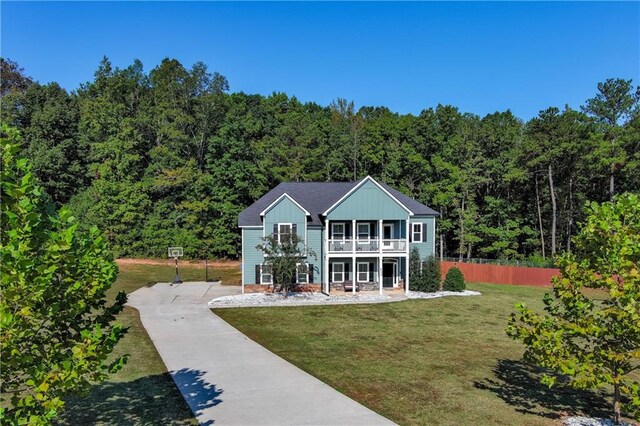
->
[215,283,618,426]
[59,263,632,425]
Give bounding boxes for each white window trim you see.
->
[332,262,345,283]
[260,265,273,284]
[296,262,308,284]
[277,223,293,244]
[357,262,369,283]
[332,222,345,240]
[412,222,423,243]
[357,223,370,241]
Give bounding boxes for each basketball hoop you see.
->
[168,247,184,259]
[168,247,184,285]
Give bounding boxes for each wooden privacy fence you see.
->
[440,261,560,287]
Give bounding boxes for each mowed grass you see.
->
[215,283,622,426]
[59,261,241,425]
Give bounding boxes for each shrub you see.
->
[423,256,441,292]
[409,247,425,291]
[443,267,465,291]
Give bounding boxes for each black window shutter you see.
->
[255,265,260,284]
[309,264,314,283]
[345,262,350,281]
[369,262,374,282]
[273,224,278,236]
[423,225,428,242]
[292,223,298,236]
[409,224,412,242]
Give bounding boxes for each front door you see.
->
[382,262,394,287]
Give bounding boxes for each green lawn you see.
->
[59,261,241,425]
[214,283,620,426]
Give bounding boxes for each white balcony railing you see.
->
[328,239,406,253]
[328,239,354,252]
[381,239,407,252]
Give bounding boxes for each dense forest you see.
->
[1,57,638,261]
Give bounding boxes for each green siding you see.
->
[307,227,323,283]
[264,196,307,243]
[242,228,263,284]
[328,180,409,221]
[410,216,436,259]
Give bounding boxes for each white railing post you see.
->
[324,220,330,294]
[378,219,383,294]
[405,218,410,294]
[352,219,356,294]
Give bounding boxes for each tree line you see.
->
[1,57,638,261]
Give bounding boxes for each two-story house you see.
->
[238,176,438,294]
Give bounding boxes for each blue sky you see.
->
[2,2,638,119]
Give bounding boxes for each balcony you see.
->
[328,239,407,253]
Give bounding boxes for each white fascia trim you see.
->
[260,193,310,217]
[241,229,245,293]
[322,176,414,216]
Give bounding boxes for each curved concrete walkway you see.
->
[127,282,395,426]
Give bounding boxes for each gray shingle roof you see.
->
[379,182,440,216]
[238,177,438,227]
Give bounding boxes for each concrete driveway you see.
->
[127,282,395,426]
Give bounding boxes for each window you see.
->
[412,223,423,242]
[357,223,370,240]
[278,223,292,243]
[357,262,369,283]
[260,265,272,284]
[296,263,308,284]
[332,223,345,240]
[332,262,344,283]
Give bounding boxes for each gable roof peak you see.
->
[259,192,310,217]
[322,175,413,216]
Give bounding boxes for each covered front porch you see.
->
[326,257,407,294]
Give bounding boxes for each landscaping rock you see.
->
[406,290,481,299]
[208,292,391,308]
[562,416,634,426]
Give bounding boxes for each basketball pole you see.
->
[173,256,182,284]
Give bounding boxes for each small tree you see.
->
[409,247,425,291]
[423,256,442,292]
[442,267,465,292]
[507,193,640,424]
[0,126,128,424]
[256,232,316,295]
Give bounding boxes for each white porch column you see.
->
[324,220,330,294]
[378,256,383,295]
[405,218,410,294]
[352,219,356,294]
[378,219,383,295]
